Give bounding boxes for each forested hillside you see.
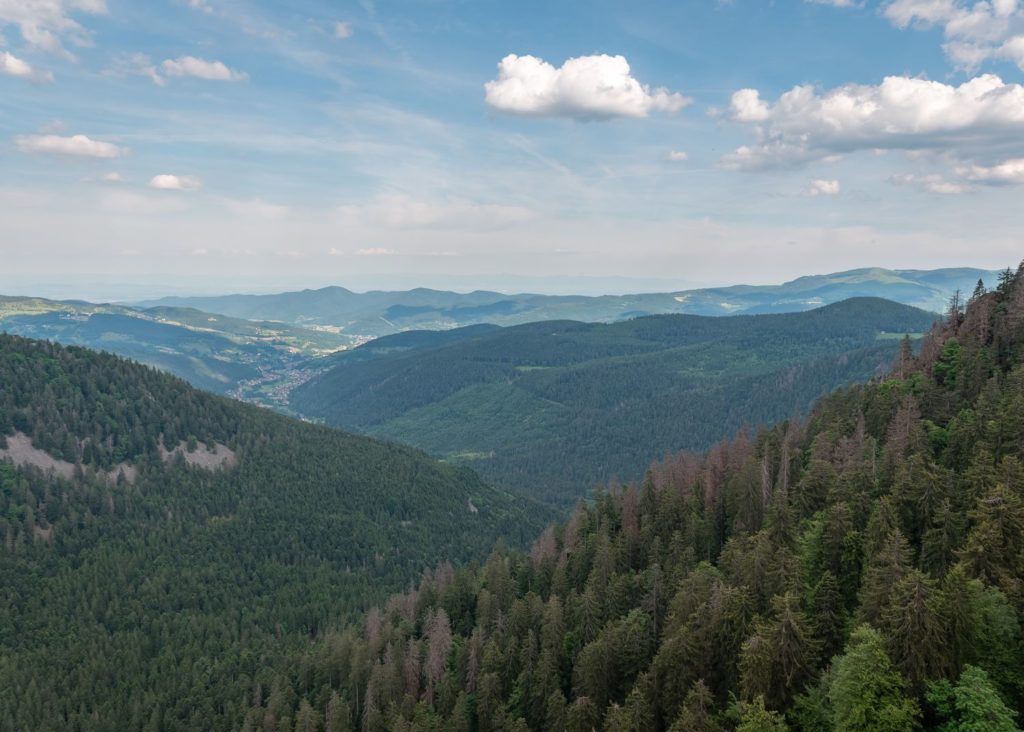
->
[0,296,354,405]
[292,298,937,504]
[0,335,547,731]
[256,267,1024,731]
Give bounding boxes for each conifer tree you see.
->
[828,625,919,732]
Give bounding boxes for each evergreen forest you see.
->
[248,268,1024,731]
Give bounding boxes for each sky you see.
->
[2,0,1024,300]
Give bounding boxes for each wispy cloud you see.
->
[16,133,125,158]
[337,194,533,230]
[0,51,53,83]
[804,179,841,196]
[160,56,247,81]
[0,0,106,58]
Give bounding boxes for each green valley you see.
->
[291,298,938,505]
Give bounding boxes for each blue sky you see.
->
[2,0,1024,299]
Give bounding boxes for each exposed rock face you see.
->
[0,432,76,480]
[159,440,238,470]
[0,432,237,483]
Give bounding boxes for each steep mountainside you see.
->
[135,267,994,336]
[291,298,938,504]
[254,266,1024,731]
[0,335,547,731]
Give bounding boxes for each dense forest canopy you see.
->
[253,265,1024,731]
[0,335,548,731]
[291,298,938,504]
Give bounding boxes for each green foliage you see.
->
[236,265,1024,731]
[0,297,355,402]
[828,625,919,732]
[736,696,789,731]
[293,298,937,504]
[928,665,1019,732]
[0,334,547,731]
[5,265,1024,731]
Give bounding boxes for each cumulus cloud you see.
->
[484,54,690,120]
[334,21,353,39]
[102,171,123,182]
[884,0,1024,70]
[0,0,105,57]
[149,174,202,191]
[160,56,247,81]
[16,133,125,158]
[722,74,1024,169]
[336,194,533,230]
[667,150,689,162]
[804,179,841,196]
[0,51,53,82]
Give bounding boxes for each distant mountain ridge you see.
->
[133,267,996,336]
[2,268,993,414]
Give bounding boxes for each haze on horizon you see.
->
[3,0,1024,301]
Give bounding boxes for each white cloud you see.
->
[334,21,352,39]
[667,150,689,162]
[114,53,166,85]
[891,172,970,193]
[102,171,122,182]
[149,174,202,191]
[336,194,533,230]
[804,179,841,196]
[0,0,105,57]
[884,0,1024,70]
[160,56,247,81]
[223,198,289,219]
[0,50,53,82]
[958,157,1024,183]
[16,133,125,158]
[806,0,863,7]
[484,54,690,119]
[723,74,1024,169]
[356,247,396,256]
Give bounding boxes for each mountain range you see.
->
[135,267,995,337]
[0,268,992,414]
